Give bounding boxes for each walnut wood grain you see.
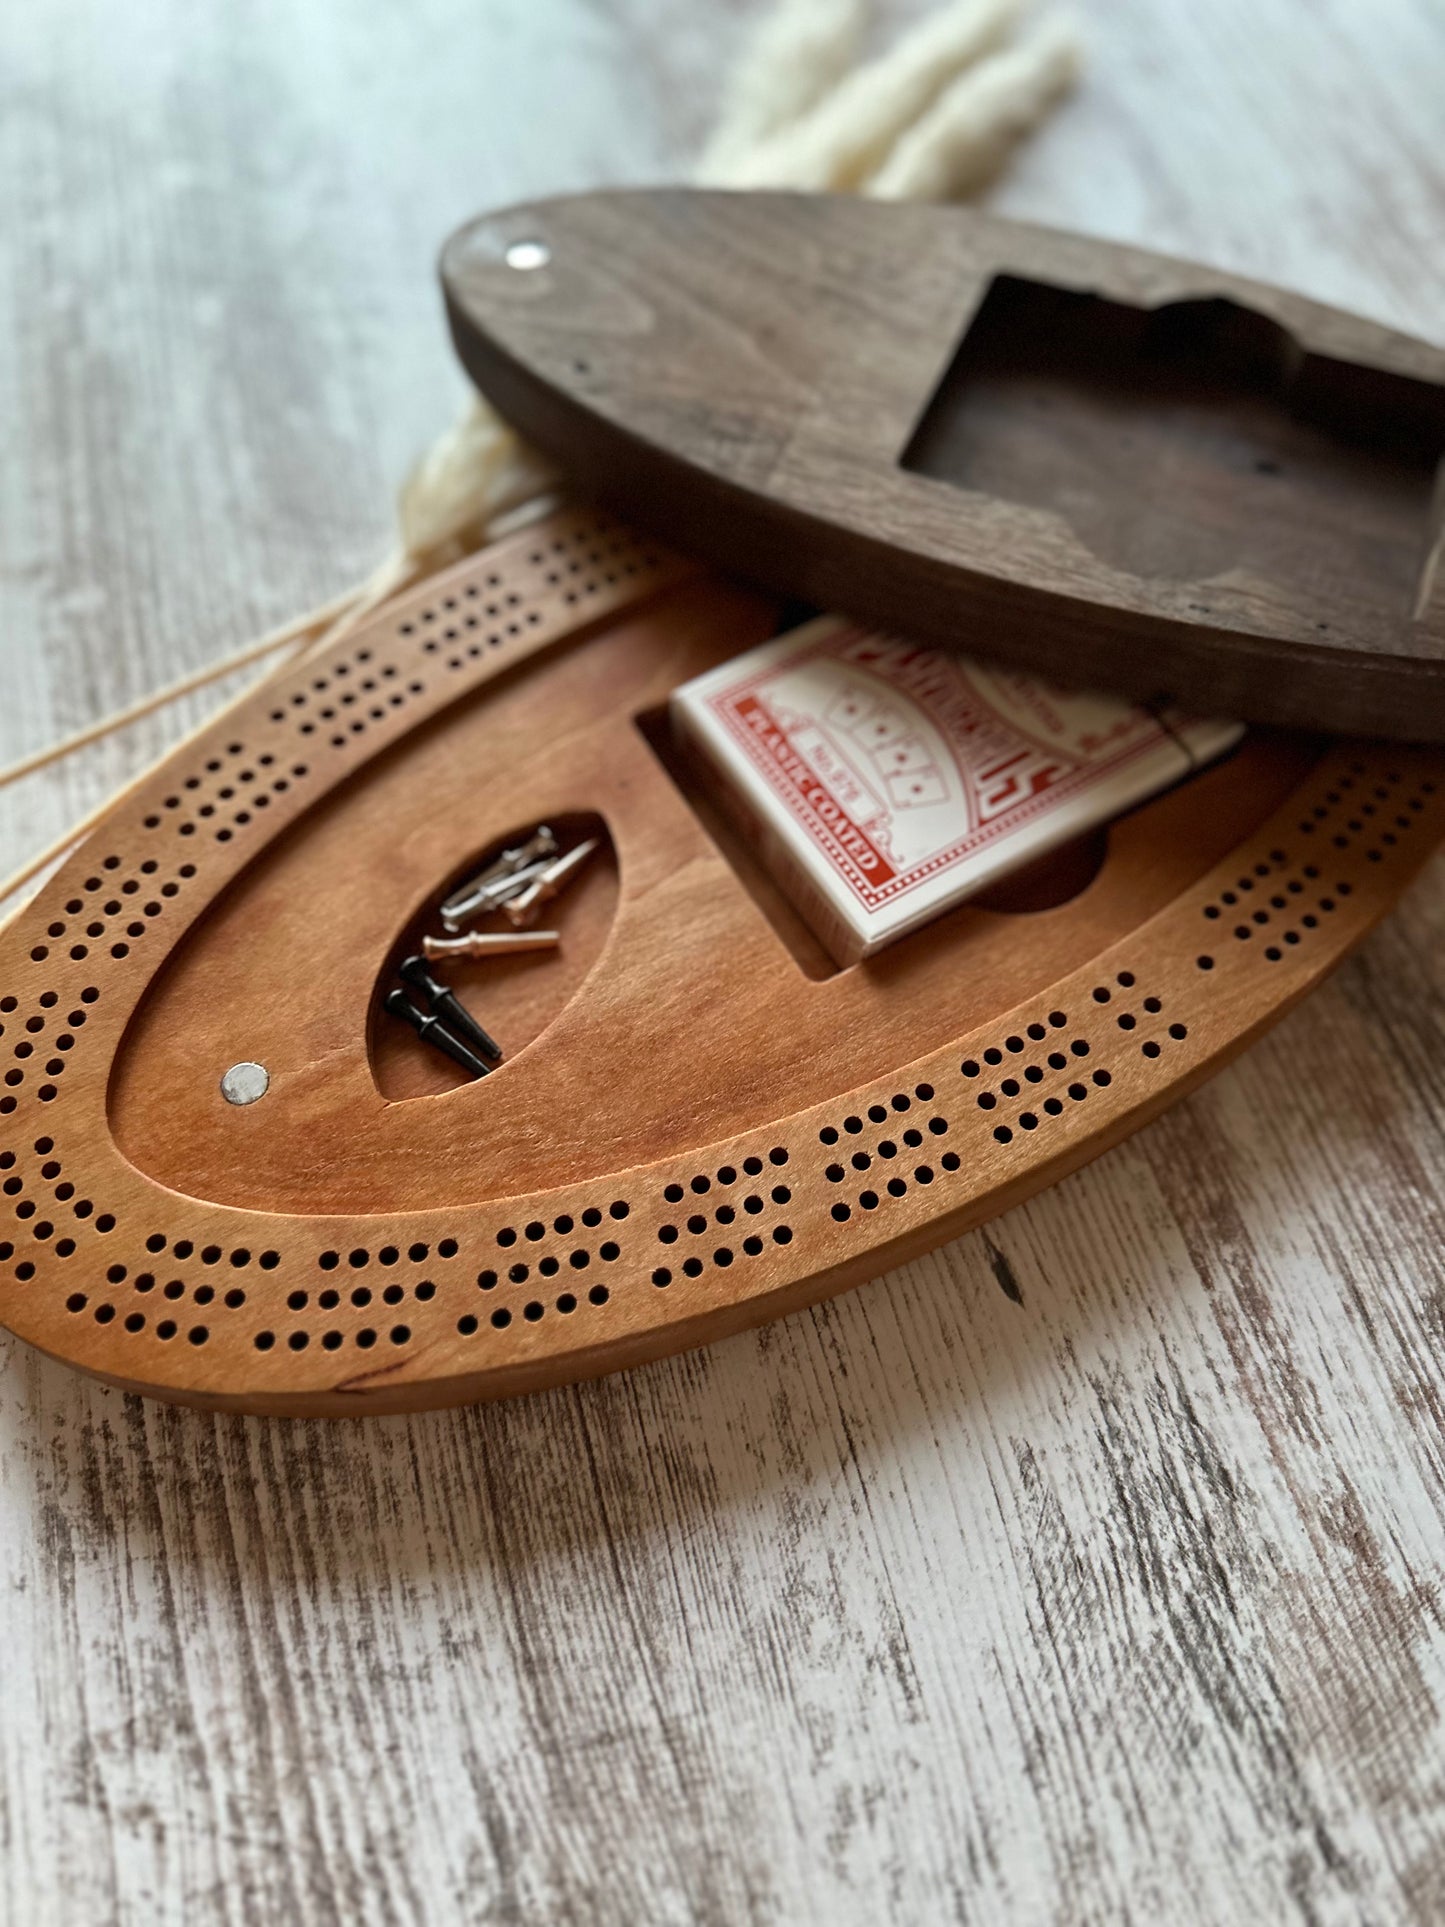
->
[443,188,1445,739]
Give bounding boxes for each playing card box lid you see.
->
[671,618,1244,965]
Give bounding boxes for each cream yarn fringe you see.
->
[0,0,1079,907]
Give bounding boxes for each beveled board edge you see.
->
[442,190,1445,739]
[0,505,1440,1414]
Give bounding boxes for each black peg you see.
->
[384,989,491,1078]
[398,955,503,1063]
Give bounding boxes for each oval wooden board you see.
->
[442,189,1445,739]
[0,504,1441,1416]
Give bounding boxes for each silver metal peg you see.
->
[503,838,600,927]
[441,826,557,926]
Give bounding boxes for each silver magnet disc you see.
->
[220,1061,269,1106]
[505,239,551,270]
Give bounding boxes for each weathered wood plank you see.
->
[1,1,1443,1922]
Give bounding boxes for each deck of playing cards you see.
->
[671,618,1243,965]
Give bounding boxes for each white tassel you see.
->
[865,17,1080,200]
[0,0,1085,894]
[396,398,558,573]
[706,0,1024,191]
[696,0,871,183]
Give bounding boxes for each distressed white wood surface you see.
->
[2,2,1444,1921]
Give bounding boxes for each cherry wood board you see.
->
[0,500,1439,1415]
[444,188,1445,740]
[5,2,1445,1923]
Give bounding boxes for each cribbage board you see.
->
[0,502,1440,1413]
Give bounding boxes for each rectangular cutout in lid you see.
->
[902,273,1445,621]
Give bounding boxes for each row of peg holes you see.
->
[25,848,200,976]
[1294,762,1434,861]
[1094,976,1187,1064]
[650,1150,792,1287]
[8,595,1441,1361]
[20,842,203,1000]
[532,521,664,605]
[277,646,420,757]
[1191,760,1433,970]
[10,521,666,1356]
[0,519,655,1359]
[459,1194,635,1331]
[0,982,102,1116]
[652,1224,793,1288]
[247,520,660,828]
[132,733,313,851]
[815,1086,950,1221]
[965,978,1190,1144]
[254,1268,446,1353]
[0,1129,109,1276]
[460,1283,610,1333]
[401,566,540,666]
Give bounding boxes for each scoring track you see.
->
[0,504,1439,1415]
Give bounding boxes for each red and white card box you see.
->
[672,618,1243,964]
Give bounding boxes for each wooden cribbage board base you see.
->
[0,504,1440,1416]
